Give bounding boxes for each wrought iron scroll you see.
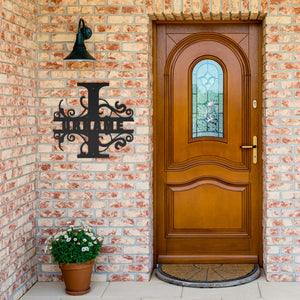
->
[53,82,134,158]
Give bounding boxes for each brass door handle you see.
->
[240,145,256,149]
[240,136,257,164]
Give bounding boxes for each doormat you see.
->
[156,264,260,288]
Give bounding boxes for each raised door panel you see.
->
[167,180,249,234]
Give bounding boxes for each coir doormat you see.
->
[156,264,260,288]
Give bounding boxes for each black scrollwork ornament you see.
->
[53,82,134,158]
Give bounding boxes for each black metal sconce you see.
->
[64,18,95,61]
[53,82,134,158]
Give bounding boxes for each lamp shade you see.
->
[64,18,95,61]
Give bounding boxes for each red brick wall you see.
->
[36,0,153,282]
[1,0,300,298]
[34,0,300,285]
[0,0,38,299]
[262,2,300,281]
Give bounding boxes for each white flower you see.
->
[88,242,93,246]
[81,246,89,252]
[93,241,97,244]
[83,239,87,242]
[73,238,77,241]
[91,236,96,240]
[66,238,71,242]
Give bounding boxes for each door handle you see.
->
[240,136,257,164]
[240,145,256,149]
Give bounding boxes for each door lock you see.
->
[240,136,257,164]
[253,100,257,109]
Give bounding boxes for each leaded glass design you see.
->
[192,59,223,138]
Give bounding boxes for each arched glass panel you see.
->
[192,59,223,138]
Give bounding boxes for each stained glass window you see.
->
[192,59,223,138]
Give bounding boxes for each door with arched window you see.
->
[154,23,262,264]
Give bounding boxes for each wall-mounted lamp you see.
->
[64,18,95,61]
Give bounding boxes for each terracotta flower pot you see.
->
[59,260,94,295]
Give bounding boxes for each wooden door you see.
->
[154,23,262,264]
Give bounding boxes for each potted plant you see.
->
[45,222,104,295]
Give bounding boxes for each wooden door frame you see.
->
[153,21,263,266]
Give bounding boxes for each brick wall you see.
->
[1,0,300,298]
[0,0,38,299]
[35,0,300,284]
[262,1,300,281]
[36,0,153,282]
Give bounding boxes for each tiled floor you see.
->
[20,270,300,300]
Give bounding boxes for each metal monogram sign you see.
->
[53,82,134,158]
